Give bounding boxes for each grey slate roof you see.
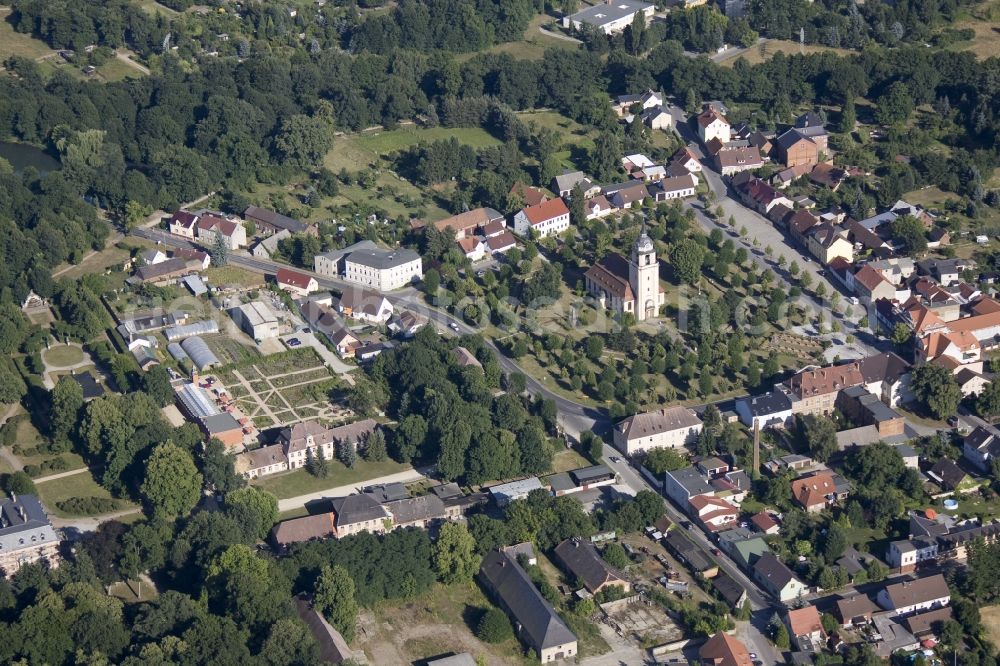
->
[553,538,628,593]
[330,494,391,526]
[245,205,309,233]
[754,552,797,589]
[739,390,792,416]
[565,0,652,27]
[480,550,577,651]
[0,494,58,553]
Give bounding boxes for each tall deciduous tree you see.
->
[433,522,481,584]
[911,364,961,420]
[224,487,279,541]
[141,442,202,518]
[313,564,358,641]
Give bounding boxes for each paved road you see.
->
[274,467,426,512]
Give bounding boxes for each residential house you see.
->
[330,327,361,358]
[927,458,968,491]
[715,146,764,175]
[132,257,200,285]
[664,466,714,509]
[275,268,319,296]
[791,471,844,513]
[387,310,427,338]
[197,214,247,249]
[689,495,739,532]
[752,552,808,602]
[836,594,878,627]
[562,0,654,35]
[851,265,896,306]
[784,352,912,415]
[734,390,793,429]
[169,210,200,238]
[271,494,392,545]
[750,511,780,535]
[809,163,847,190]
[613,406,702,455]
[508,181,549,207]
[172,247,211,270]
[955,368,990,397]
[649,173,697,200]
[698,632,752,666]
[669,146,702,173]
[251,229,291,258]
[885,537,939,573]
[479,550,578,663]
[583,195,614,220]
[806,223,854,265]
[553,538,631,595]
[337,287,393,324]
[963,425,1000,472]
[788,210,820,245]
[876,574,950,617]
[717,528,770,569]
[551,171,600,199]
[711,573,749,610]
[603,181,648,209]
[0,494,60,578]
[901,607,953,639]
[342,247,422,291]
[697,107,731,145]
[457,237,488,262]
[433,207,506,240]
[772,163,812,188]
[736,177,793,214]
[513,198,571,238]
[613,90,663,116]
[244,205,312,236]
[235,444,288,479]
[486,231,517,255]
[140,248,168,266]
[786,605,825,651]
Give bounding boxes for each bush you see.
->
[0,471,37,495]
[476,607,514,644]
[56,497,127,516]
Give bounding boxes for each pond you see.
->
[0,141,61,174]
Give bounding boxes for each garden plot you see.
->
[213,350,351,428]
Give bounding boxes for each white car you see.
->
[449,322,460,331]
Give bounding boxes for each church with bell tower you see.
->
[584,227,665,321]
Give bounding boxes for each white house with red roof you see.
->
[513,198,571,238]
[457,237,488,262]
[197,214,247,249]
[689,495,739,532]
[169,211,200,239]
[697,107,731,145]
[275,268,319,297]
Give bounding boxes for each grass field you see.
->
[251,459,410,499]
[53,245,131,280]
[357,582,528,665]
[34,470,138,518]
[204,265,265,288]
[719,39,852,67]
[983,605,1000,648]
[353,126,501,156]
[950,0,1000,59]
[0,9,57,61]
[42,345,85,367]
[469,13,580,62]
[95,56,146,82]
[551,447,591,473]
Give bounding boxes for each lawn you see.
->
[52,245,131,280]
[719,39,852,67]
[42,345,85,367]
[251,459,411,499]
[551,447,591,473]
[34,470,138,518]
[95,56,146,82]
[0,9,57,60]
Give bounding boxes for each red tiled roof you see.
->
[509,182,548,207]
[791,472,836,508]
[522,198,569,225]
[276,268,315,290]
[787,605,823,637]
[585,253,633,300]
